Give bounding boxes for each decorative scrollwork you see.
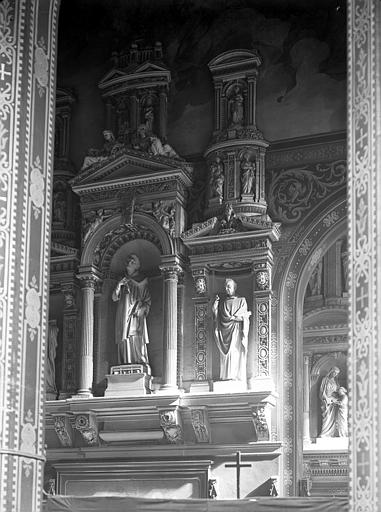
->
[268,160,346,223]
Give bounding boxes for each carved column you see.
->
[214,81,223,131]
[159,87,167,140]
[251,262,272,388]
[93,282,103,389]
[59,283,79,399]
[303,353,312,444]
[247,74,256,127]
[130,91,138,133]
[177,273,185,388]
[349,2,381,509]
[160,264,182,391]
[76,272,99,398]
[0,1,60,510]
[191,268,210,391]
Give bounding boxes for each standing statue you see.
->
[341,240,348,293]
[209,157,224,200]
[52,191,67,224]
[112,254,151,372]
[229,84,244,127]
[319,366,348,438]
[309,260,323,296]
[46,320,59,398]
[240,153,256,195]
[212,278,251,381]
[144,105,154,134]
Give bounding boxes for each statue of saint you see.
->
[212,278,251,381]
[46,320,59,398]
[308,260,323,296]
[240,153,256,195]
[229,84,244,127]
[112,254,151,372]
[52,191,66,224]
[319,366,348,438]
[81,130,122,170]
[209,157,224,200]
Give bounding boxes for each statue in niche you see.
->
[240,152,256,195]
[308,260,323,296]
[212,278,251,381]
[229,84,244,127]
[81,130,122,170]
[46,320,59,397]
[319,366,348,438]
[112,254,151,372]
[209,157,224,200]
[52,191,66,224]
[144,104,154,134]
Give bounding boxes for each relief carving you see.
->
[159,408,183,444]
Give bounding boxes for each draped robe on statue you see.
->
[213,295,250,380]
[112,275,151,367]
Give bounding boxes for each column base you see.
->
[157,383,179,394]
[72,390,93,399]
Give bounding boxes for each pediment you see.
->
[71,150,189,191]
[99,68,127,86]
[133,61,169,74]
[208,49,262,69]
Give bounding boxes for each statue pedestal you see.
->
[240,193,254,203]
[212,380,246,393]
[105,364,151,397]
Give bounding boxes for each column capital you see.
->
[159,263,183,280]
[77,266,102,289]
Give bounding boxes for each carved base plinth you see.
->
[212,380,246,393]
[189,381,211,393]
[105,368,151,397]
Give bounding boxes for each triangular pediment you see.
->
[99,68,127,86]
[133,61,169,74]
[71,150,189,191]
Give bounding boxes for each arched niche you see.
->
[272,194,347,494]
[86,214,173,394]
[310,351,347,440]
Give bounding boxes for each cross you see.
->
[225,451,252,499]
[0,63,11,81]
[356,285,368,310]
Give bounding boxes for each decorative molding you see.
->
[190,407,211,443]
[194,303,208,381]
[53,415,73,447]
[72,413,98,446]
[251,405,270,442]
[158,408,183,444]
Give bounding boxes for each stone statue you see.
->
[308,260,323,296]
[152,201,176,237]
[144,105,154,134]
[240,152,256,195]
[319,366,348,438]
[52,191,66,223]
[209,157,224,200]
[132,124,152,152]
[81,130,122,170]
[149,135,179,158]
[46,320,59,398]
[229,84,244,127]
[112,254,151,372]
[212,278,251,381]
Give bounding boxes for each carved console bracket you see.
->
[251,404,270,442]
[158,407,183,444]
[72,413,99,446]
[189,407,211,443]
[52,414,74,447]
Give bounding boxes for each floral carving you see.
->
[268,160,346,223]
[25,276,40,341]
[30,156,44,218]
[34,38,49,96]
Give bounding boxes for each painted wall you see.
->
[57,0,346,169]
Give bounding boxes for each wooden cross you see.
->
[225,451,252,499]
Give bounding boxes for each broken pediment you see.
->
[50,242,79,258]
